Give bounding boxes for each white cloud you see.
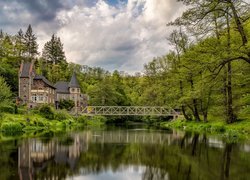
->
[53,0,183,73]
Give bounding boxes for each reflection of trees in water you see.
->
[220,143,233,180]
[142,166,169,180]
[0,130,248,180]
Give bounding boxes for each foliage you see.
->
[0,105,15,114]
[58,99,74,111]
[42,34,66,64]
[1,122,23,132]
[0,77,12,113]
[39,104,55,120]
[54,110,71,121]
[76,115,88,124]
[86,116,107,127]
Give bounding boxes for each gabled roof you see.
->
[54,81,70,94]
[34,75,56,89]
[69,72,80,88]
[20,62,33,78]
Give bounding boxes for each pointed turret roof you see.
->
[69,72,80,88]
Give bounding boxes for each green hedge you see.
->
[54,110,71,120]
[0,105,14,114]
[39,104,55,120]
[1,122,23,132]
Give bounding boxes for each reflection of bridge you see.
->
[90,130,182,144]
[81,106,178,118]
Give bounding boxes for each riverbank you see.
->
[0,112,107,140]
[160,119,250,141]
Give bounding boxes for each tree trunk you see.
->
[228,0,248,45]
[227,62,236,123]
[220,143,233,180]
[226,8,236,124]
[190,78,201,122]
[223,67,228,120]
[180,81,192,121]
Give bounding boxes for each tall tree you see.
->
[0,76,12,110]
[42,34,66,64]
[15,29,26,59]
[24,24,39,58]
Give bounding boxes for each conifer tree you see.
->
[15,29,26,58]
[42,34,66,64]
[24,24,38,58]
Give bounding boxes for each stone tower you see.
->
[69,72,81,109]
[18,61,35,103]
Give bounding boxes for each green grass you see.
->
[0,112,108,140]
[161,118,250,141]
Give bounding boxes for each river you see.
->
[0,126,250,180]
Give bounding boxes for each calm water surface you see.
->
[0,127,250,180]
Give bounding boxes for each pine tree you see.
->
[15,29,26,58]
[42,34,66,64]
[24,24,38,58]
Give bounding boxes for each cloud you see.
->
[0,0,183,73]
[56,0,183,73]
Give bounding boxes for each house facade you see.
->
[55,72,88,108]
[18,61,87,109]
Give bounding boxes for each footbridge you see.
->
[81,106,178,118]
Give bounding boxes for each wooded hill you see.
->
[0,0,249,124]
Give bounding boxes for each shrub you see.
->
[0,105,14,114]
[58,99,75,111]
[77,115,88,124]
[87,116,107,126]
[39,104,55,120]
[1,122,23,132]
[54,110,71,121]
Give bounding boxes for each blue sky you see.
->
[0,0,183,73]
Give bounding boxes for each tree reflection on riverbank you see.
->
[0,129,250,180]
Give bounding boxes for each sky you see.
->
[0,0,184,73]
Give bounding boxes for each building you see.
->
[55,72,88,108]
[18,61,87,109]
[19,61,56,106]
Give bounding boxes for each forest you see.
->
[0,0,250,126]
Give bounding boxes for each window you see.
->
[32,94,37,102]
[38,95,43,102]
[71,88,75,92]
[77,89,80,93]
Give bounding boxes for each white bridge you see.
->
[81,106,178,118]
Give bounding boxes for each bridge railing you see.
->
[81,106,178,116]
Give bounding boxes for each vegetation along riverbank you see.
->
[160,118,250,141]
[1,0,250,141]
[0,104,107,139]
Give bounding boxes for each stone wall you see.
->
[19,77,30,103]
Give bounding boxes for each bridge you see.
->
[81,106,178,118]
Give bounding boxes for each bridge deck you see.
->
[81,106,178,117]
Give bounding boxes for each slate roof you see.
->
[54,81,70,94]
[69,72,80,88]
[34,75,56,89]
[20,63,32,78]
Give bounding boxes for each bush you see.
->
[58,99,75,111]
[39,104,55,120]
[0,105,14,114]
[77,115,88,124]
[1,122,23,132]
[87,116,107,126]
[54,110,71,121]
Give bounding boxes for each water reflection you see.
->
[0,129,249,180]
